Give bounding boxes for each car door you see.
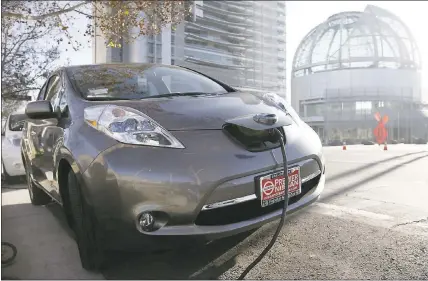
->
[47,72,70,202]
[1,116,11,171]
[26,74,62,195]
[22,80,48,182]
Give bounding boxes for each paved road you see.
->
[2,144,428,280]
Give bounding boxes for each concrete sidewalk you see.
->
[1,187,103,280]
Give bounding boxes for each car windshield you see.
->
[8,114,27,132]
[67,65,230,100]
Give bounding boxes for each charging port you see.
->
[223,124,285,152]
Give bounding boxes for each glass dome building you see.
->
[291,5,428,144]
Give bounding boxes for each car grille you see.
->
[195,174,321,226]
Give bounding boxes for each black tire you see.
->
[67,171,104,271]
[24,163,51,206]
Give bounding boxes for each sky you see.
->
[62,1,428,103]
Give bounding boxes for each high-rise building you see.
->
[93,1,287,96]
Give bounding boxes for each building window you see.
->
[342,102,355,113]
[156,57,162,63]
[110,47,123,63]
[306,103,324,117]
[355,101,372,115]
[149,57,154,63]
[156,44,162,55]
[356,101,372,110]
[106,39,123,63]
[148,43,154,54]
[329,102,343,114]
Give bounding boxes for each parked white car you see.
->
[2,113,27,182]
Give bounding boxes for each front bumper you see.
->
[80,129,325,249]
[96,173,325,251]
[137,173,325,240]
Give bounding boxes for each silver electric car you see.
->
[21,64,325,270]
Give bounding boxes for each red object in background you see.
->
[373,113,389,144]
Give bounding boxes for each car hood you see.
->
[103,91,298,131]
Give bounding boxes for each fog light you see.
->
[139,212,155,232]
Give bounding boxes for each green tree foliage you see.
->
[1,1,192,115]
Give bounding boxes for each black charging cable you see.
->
[238,127,289,280]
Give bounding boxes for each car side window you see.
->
[37,81,49,100]
[1,119,6,136]
[58,90,68,114]
[45,75,62,110]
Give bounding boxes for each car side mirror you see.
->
[25,100,56,119]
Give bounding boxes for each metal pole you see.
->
[397,110,400,141]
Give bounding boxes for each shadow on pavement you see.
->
[4,198,255,280]
[1,201,103,280]
[43,199,256,280]
[1,187,26,194]
[326,151,427,183]
[45,202,76,240]
[100,231,254,280]
[1,176,27,188]
[321,153,428,203]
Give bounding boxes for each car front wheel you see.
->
[67,170,104,271]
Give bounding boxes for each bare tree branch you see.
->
[2,1,89,20]
[2,87,41,96]
[2,1,192,46]
[2,25,38,63]
[1,2,62,115]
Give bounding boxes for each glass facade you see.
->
[95,1,287,94]
[310,100,424,142]
[173,1,287,93]
[291,5,427,144]
[293,5,420,77]
[302,100,412,118]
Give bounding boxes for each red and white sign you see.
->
[259,167,301,207]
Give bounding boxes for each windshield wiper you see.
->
[86,92,226,101]
[142,92,224,99]
[85,96,133,101]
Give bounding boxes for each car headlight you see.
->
[84,105,185,149]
